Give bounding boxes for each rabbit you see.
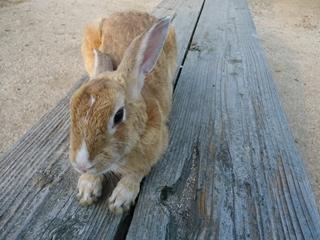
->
[69,11,177,214]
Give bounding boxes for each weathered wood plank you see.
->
[153,0,206,84]
[0,0,204,239]
[0,78,126,239]
[126,0,320,239]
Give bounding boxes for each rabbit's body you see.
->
[69,11,177,213]
[82,12,177,118]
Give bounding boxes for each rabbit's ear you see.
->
[119,17,171,100]
[91,49,113,79]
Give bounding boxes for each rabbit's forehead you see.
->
[72,86,123,126]
[88,88,124,119]
[85,80,124,112]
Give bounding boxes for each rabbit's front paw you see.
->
[108,180,139,214]
[77,174,103,205]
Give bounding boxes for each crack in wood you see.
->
[157,141,202,240]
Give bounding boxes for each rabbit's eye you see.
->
[113,107,124,126]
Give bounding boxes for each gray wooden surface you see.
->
[0,0,204,239]
[127,0,320,239]
[1,0,319,239]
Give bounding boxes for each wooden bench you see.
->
[1,0,320,239]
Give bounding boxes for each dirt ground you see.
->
[0,0,160,154]
[248,0,320,206]
[0,0,320,205]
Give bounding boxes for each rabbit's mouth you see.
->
[88,149,124,175]
[70,160,96,174]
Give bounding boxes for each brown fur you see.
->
[70,11,177,213]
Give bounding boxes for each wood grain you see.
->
[0,0,205,239]
[1,0,319,239]
[126,0,320,239]
[153,0,206,84]
[0,77,126,239]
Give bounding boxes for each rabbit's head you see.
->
[69,17,171,175]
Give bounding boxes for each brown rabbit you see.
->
[69,11,177,214]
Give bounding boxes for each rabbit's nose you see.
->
[74,141,93,172]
